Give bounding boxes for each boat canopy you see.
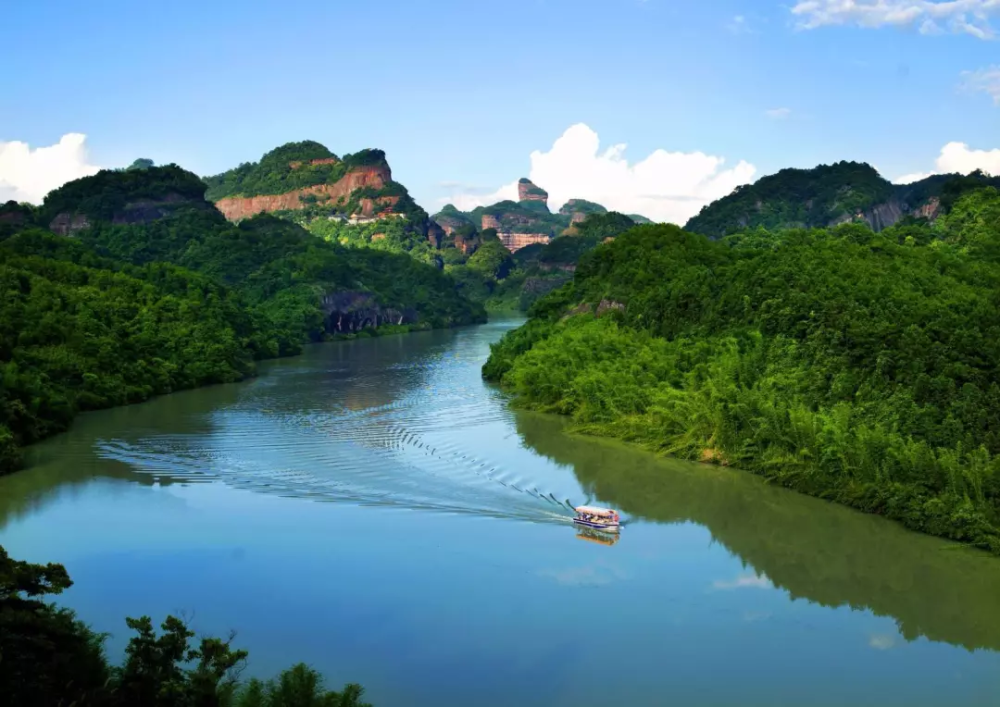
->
[575,506,618,516]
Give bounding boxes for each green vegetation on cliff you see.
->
[485,185,1000,553]
[685,161,1000,239]
[0,544,371,707]
[203,141,387,201]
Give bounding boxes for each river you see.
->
[2,318,1000,706]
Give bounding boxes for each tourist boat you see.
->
[573,505,621,533]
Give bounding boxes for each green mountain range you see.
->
[685,161,1000,238]
[485,171,1000,554]
[0,162,484,476]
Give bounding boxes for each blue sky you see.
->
[1,0,998,222]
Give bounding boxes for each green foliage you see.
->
[41,164,208,224]
[557,199,606,217]
[685,161,894,238]
[127,158,155,171]
[486,190,1000,553]
[685,161,1000,239]
[466,239,514,280]
[202,142,391,201]
[0,230,267,476]
[0,545,371,707]
[0,201,36,239]
[1,166,484,475]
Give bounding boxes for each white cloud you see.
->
[960,65,1000,103]
[868,633,898,650]
[790,0,1000,39]
[893,141,1000,183]
[0,133,101,204]
[711,573,772,590]
[766,107,792,119]
[893,171,936,185]
[439,123,756,225]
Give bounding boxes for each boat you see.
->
[572,505,621,533]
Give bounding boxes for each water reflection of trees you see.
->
[0,333,457,530]
[516,411,1000,653]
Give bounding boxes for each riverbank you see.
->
[4,318,1000,706]
[0,316,477,479]
[482,219,1000,556]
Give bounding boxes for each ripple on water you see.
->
[93,331,578,526]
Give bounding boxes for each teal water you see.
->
[2,318,1000,706]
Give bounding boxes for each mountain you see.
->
[684,161,1000,238]
[485,211,639,311]
[484,184,1000,553]
[433,178,651,252]
[0,163,485,475]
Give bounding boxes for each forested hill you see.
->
[684,161,1000,238]
[0,164,484,476]
[484,182,1000,553]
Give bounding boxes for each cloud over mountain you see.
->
[0,133,101,204]
[441,123,756,225]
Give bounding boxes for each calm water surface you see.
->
[3,318,1000,706]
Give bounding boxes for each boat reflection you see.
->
[576,525,620,546]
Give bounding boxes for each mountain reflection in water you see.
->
[516,410,1000,653]
[2,319,999,707]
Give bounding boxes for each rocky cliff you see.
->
[518,178,548,205]
[214,165,393,221]
[320,291,418,333]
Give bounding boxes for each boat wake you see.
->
[94,329,587,527]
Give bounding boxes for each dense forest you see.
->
[684,161,1000,238]
[0,165,484,476]
[0,544,371,706]
[485,181,1000,553]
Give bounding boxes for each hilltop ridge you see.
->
[684,161,1000,238]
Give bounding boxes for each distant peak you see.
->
[518,178,548,205]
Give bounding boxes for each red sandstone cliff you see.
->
[518,178,548,206]
[499,232,549,252]
[214,165,392,221]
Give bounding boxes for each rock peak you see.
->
[518,178,548,205]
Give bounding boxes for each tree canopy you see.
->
[486,187,1000,553]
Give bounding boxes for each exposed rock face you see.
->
[426,220,445,248]
[913,197,941,221]
[320,291,417,334]
[596,299,625,316]
[481,214,501,231]
[518,178,548,206]
[214,165,391,222]
[825,197,941,232]
[860,200,905,232]
[499,232,549,252]
[49,213,92,236]
[570,212,587,224]
[433,214,466,236]
[50,193,204,236]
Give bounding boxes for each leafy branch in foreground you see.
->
[0,545,371,707]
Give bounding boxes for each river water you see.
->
[2,318,1000,706]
